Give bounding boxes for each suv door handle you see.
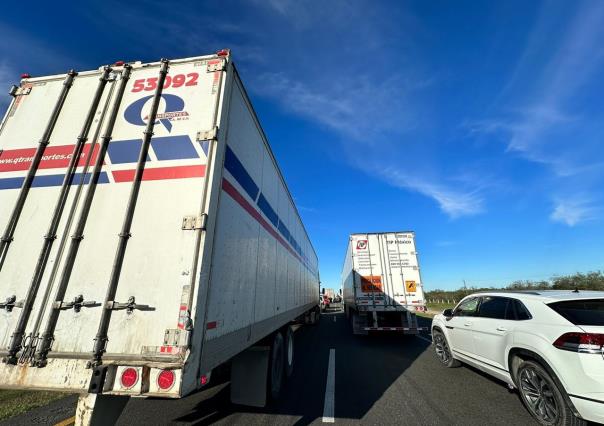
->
[464,322,473,327]
[496,326,507,332]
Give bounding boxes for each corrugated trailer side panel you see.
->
[341,239,354,307]
[200,66,319,371]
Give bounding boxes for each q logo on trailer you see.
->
[124,94,189,133]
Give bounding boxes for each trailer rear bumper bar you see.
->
[0,356,185,397]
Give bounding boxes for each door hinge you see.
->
[53,294,101,312]
[106,296,155,315]
[182,213,207,231]
[206,59,225,73]
[0,295,23,313]
[196,127,218,141]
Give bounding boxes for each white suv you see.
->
[431,291,604,425]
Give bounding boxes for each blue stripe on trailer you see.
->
[152,135,198,161]
[107,139,150,164]
[0,172,110,190]
[224,145,259,201]
[257,193,279,227]
[224,144,316,274]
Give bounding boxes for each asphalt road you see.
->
[4,310,539,425]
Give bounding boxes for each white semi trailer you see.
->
[0,51,320,424]
[342,232,426,335]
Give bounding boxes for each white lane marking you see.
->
[333,316,336,322]
[322,349,335,423]
[416,334,432,344]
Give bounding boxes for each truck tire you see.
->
[310,307,320,326]
[284,326,294,378]
[514,360,587,426]
[268,332,285,401]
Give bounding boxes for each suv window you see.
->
[510,299,532,320]
[454,297,480,317]
[478,296,508,319]
[548,299,604,326]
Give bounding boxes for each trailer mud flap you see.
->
[230,346,269,407]
[75,393,129,426]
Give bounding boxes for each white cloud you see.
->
[471,2,604,177]
[379,167,485,218]
[254,72,486,218]
[550,197,598,226]
[0,23,82,75]
[253,72,424,141]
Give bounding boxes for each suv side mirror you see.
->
[443,308,453,318]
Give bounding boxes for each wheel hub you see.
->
[520,367,559,423]
[434,335,451,364]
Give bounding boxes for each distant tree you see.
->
[551,271,604,291]
[507,280,550,290]
[425,271,604,300]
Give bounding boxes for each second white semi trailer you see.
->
[0,50,320,424]
[342,232,426,335]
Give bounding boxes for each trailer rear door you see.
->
[0,56,224,360]
[351,233,425,310]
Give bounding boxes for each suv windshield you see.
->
[548,299,604,326]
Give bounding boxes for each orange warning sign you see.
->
[361,275,383,292]
[405,280,417,292]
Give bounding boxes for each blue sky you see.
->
[1,0,603,290]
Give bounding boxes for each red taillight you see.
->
[157,370,175,390]
[21,73,31,79]
[114,60,125,66]
[200,374,209,386]
[120,368,139,388]
[553,332,604,354]
[216,49,230,57]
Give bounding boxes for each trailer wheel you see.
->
[268,332,285,401]
[284,326,294,378]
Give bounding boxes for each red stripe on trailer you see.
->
[206,321,217,330]
[0,143,100,172]
[222,178,304,263]
[112,164,205,182]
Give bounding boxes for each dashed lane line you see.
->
[322,348,336,423]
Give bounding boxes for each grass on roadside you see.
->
[415,302,456,319]
[0,390,69,421]
[427,302,456,312]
